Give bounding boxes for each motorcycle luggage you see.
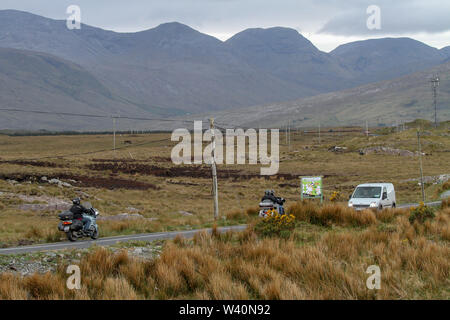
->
[259,200,274,208]
[59,211,73,220]
[70,219,83,231]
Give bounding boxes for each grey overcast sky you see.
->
[1,0,450,52]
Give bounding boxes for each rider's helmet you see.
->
[269,190,275,196]
[264,189,270,196]
[72,197,81,205]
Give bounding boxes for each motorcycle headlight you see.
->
[370,202,377,207]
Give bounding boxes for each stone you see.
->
[60,182,72,188]
[48,178,61,184]
[179,211,194,216]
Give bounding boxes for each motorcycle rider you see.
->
[69,198,91,232]
[260,190,286,214]
[261,189,278,203]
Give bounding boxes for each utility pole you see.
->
[285,122,288,145]
[318,122,321,146]
[365,120,369,138]
[431,75,440,128]
[210,118,219,220]
[288,120,291,151]
[417,129,425,203]
[112,117,116,156]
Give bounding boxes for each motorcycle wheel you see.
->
[66,231,77,242]
[91,227,99,240]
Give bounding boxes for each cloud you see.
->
[319,0,450,35]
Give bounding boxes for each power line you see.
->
[0,108,195,124]
[0,107,253,130]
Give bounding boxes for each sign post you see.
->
[300,176,323,203]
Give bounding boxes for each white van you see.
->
[348,183,396,210]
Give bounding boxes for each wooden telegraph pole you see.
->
[210,118,219,220]
[112,117,116,157]
[366,120,369,138]
[318,122,321,145]
[417,129,425,202]
[288,120,291,151]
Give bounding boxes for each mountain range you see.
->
[208,61,450,129]
[0,9,449,130]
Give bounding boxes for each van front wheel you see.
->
[378,205,383,211]
[392,203,396,208]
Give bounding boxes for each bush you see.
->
[409,202,435,224]
[254,213,296,239]
[329,191,341,202]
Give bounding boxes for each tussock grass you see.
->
[288,201,378,227]
[441,197,450,209]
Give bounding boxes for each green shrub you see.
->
[409,202,435,224]
[254,212,296,238]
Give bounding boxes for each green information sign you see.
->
[301,176,323,203]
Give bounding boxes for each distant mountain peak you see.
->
[153,21,197,33]
[331,37,439,55]
[135,21,221,45]
[226,26,317,54]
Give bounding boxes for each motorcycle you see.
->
[58,202,100,242]
[259,197,286,218]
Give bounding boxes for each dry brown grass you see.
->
[441,197,450,209]
[288,201,378,227]
[1,205,448,300]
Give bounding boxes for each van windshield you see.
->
[352,187,382,199]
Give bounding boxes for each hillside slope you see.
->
[207,61,450,128]
[0,48,157,130]
[330,38,446,84]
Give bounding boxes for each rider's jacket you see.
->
[69,204,90,220]
[261,194,278,203]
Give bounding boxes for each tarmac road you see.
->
[0,201,442,255]
[0,225,247,255]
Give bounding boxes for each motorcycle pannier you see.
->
[70,219,83,231]
[58,211,73,220]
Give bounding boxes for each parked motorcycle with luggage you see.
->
[259,190,286,218]
[58,202,100,241]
